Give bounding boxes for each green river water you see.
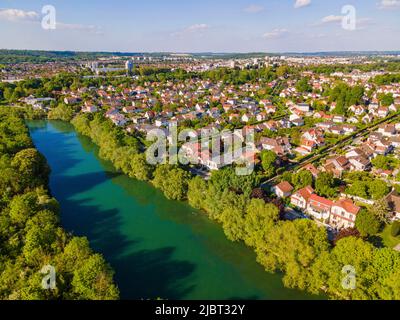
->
[27,120,318,300]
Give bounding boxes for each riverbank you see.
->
[0,109,118,300]
[27,119,318,300]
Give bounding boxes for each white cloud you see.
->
[262,28,289,39]
[171,24,210,37]
[244,4,265,13]
[320,15,343,24]
[294,0,311,8]
[314,15,374,30]
[379,0,400,8]
[57,22,103,34]
[0,8,39,21]
[186,24,209,32]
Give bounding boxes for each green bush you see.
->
[391,221,400,237]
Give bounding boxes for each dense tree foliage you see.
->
[260,150,277,177]
[152,165,191,200]
[356,210,382,237]
[48,104,76,122]
[345,172,390,200]
[328,83,364,115]
[315,172,337,198]
[296,77,312,93]
[291,170,313,190]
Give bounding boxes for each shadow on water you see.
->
[28,121,197,300]
[28,120,323,300]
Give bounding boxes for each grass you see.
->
[379,224,400,249]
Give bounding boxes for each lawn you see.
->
[379,224,400,249]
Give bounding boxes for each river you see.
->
[27,120,318,300]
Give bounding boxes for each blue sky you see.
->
[0,0,399,52]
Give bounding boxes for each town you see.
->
[3,52,400,239]
[2,48,400,302]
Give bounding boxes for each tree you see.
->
[187,176,208,209]
[260,150,277,177]
[48,104,75,121]
[371,155,390,170]
[71,254,119,300]
[276,65,289,77]
[292,170,313,190]
[296,77,312,93]
[355,209,381,237]
[129,153,153,181]
[244,199,280,247]
[369,180,389,200]
[219,194,248,242]
[152,165,191,201]
[256,219,329,291]
[371,198,392,224]
[313,237,377,300]
[315,172,337,198]
[11,148,50,189]
[378,93,394,107]
[9,192,39,225]
[391,221,400,237]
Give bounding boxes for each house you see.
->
[256,112,267,122]
[241,113,252,123]
[349,105,366,116]
[333,115,345,123]
[330,199,360,229]
[274,181,294,198]
[307,194,333,221]
[342,125,357,134]
[377,107,389,118]
[386,192,400,221]
[324,156,351,178]
[155,118,168,127]
[291,118,305,127]
[368,103,379,112]
[347,116,359,124]
[378,124,396,137]
[64,97,80,105]
[291,186,314,210]
[362,114,374,124]
[314,111,332,120]
[296,103,311,113]
[110,114,128,127]
[348,156,371,172]
[316,121,334,131]
[259,137,291,156]
[302,164,320,179]
[82,105,98,113]
[330,126,344,135]
[264,105,276,114]
[105,107,119,118]
[122,106,137,114]
[132,117,147,125]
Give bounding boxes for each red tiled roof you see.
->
[333,199,360,215]
[309,194,333,208]
[276,181,294,194]
[296,186,314,200]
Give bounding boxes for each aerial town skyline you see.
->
[0,0,400,52]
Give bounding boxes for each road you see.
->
[263,111,400,187]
